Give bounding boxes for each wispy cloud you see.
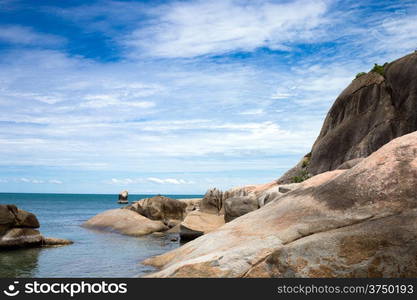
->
[124,0,329,58]
[0,25,65,46]
[107,177,194,185]
[14,178,63,184]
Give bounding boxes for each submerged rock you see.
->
[42,237,73,247]
[143,132,417,277]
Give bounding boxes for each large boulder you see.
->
[0,204,39,228]
[83,209,168,236]
[0,204,18,226]
[0,204,71,249]
[15,209,40,228]
[140,195,187,222]
[200,188,224,214]
[179,210,225,241]
[143,132,417,277]
[305,52,417,176]
[224,195,259,223]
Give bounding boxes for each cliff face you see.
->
[307,52,417,175]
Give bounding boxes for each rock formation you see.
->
[283,52,417,180]
[0,204,72,249]
[140,195,187,222]
[143,131,417,277]
[83,208,168,236]
[84,195,199,237]
[118,190,128,203]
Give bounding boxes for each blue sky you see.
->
[0,0,416,194]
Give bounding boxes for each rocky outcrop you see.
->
[296,52,417,177]
[83,209,168,236]
[0,204,72,249]
[140,195,187,222]
[143,132,417,277]
[118,190,128,203]
[86,196,201,237]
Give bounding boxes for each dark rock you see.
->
[0,204,70,249]
[0,205,16,226]
[224,195,259,222]
[15,209,40,228]
[0,205,40,228]
[118,190,128,204]
[305,52,417,175]
[140,195,187,222]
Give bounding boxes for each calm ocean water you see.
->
[0,193,202,278]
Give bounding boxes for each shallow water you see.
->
[0,193,201,277]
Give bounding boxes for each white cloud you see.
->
[10,177,62,184]
[80,94,155,109]
[124,0,329,58]
[148,177,194,185]
[17,178,44,184]
[238,109,264,115]
[0,25,65,46]
[107,177,194,185]
[49,179,63,184]
[271,92,294,100]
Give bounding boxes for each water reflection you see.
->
[0,248,41,277]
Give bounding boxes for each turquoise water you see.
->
[0,193,201,278]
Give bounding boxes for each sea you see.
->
[0,193,202,278]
